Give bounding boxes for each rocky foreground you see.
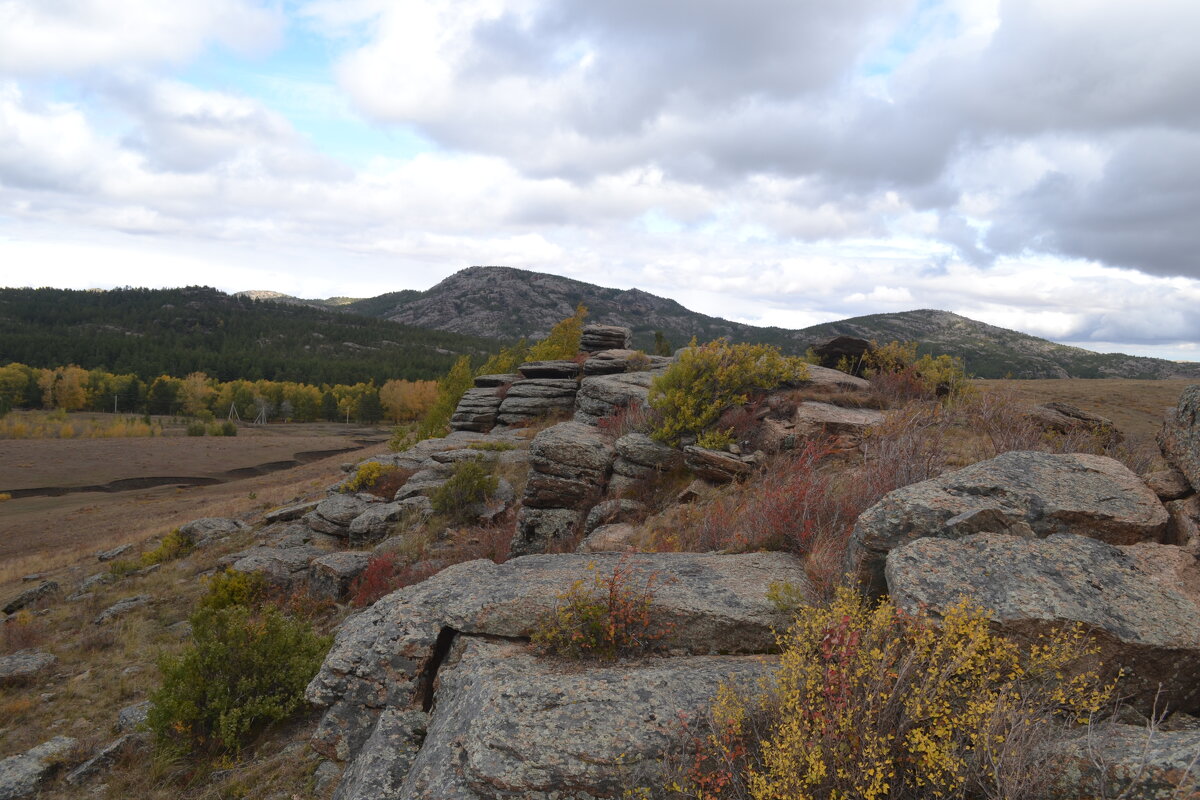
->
[4,328,1200,799]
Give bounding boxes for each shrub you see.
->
[140,528,193,567]
[199,568,267,612]
[696,428,735,450]
[342,461,398,494]
[648,339,809,445]
[468,440,517,452]
[186,421,206,437]
[527,303,588,361]
[148,604,331,754]
[417,355,474,441]
[430,459,499,523]
[863,340,973,405]
[531,556,672,660]
[597,400,658,439]
[476,339,529,376]
[0,492,10,503]
[348,553,441,607]
[669,588,1113,800]
[219,420,238,436]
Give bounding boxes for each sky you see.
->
[1,1,1199,361]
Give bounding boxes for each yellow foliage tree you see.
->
[527,303,587,361]
[180,372,216,416]
[380,379,439,422]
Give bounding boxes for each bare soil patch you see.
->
[975,378,1194,441]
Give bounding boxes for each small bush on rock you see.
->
[199,568,267,612]
[148,604,331,754]
[430,458,499,522]
[668,588,1113,800]
[863,340,972,405]
[140,528,193,566]
[527,303,588,361]
[532,556,672,660]
[649,339,808,445]
[342,461,398,494]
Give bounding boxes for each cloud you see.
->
[0,0,283,75]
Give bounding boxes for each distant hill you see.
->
[342,266,1200,380]
[0,286,498,384]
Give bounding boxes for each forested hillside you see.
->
[0,286,499,385]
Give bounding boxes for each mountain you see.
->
[350,266,1200,380]
[0,286,498,385]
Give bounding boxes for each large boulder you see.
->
[391,639,774,800]
[449,387,505,433]
[512,422,616,555]
[574,372,657,424]
[809,336,871,375]
[847,451,1169,594]
[1160,385,1200,492]
[307,552,807,764]
[580,324,632,352]
[0,736,77,800]
[177,517,249,547]
[801,364,872,392]
[305,495,376,537]
[886,533,1200,714]
[0,650,56,685]
[1048,724,1200,799]
[309,552,374,603]
[793,401,884,438]
[227,545,327,589]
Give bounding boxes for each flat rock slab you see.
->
[886,533,1200,713]
[390,639,775,800]
[307,551,806,764]
[0,650,56,684]
[1159,384,1200,493]
[848,450,1169,594]
[793,401,883,435]
[177,517,248,547]
[264,500,322,524]
[94,595,150,625]
[2,581,58,615]
[801,364,871,391]
[0,736,76,800]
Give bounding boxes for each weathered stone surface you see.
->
[1166,495,1200,557]
[263,499,322,524]
[505,378,579,398]
[309,552,374,602]
[332,710,428,800]
[1048,724,1200,799]
[848,451,1170,594]
[577,523,640,553]
[308,552,807,764]
[392,476,447,502]
[94,595,150,625]
[309,495,374,530]
[615,433,678,468]
[1031,401,1122,444]
[177,517,249,547]
[802,364,872,391]
[65,734,144,786]
[584,499,648,534]
[1145,467,1194,502]
[1160,385,1200,493]
[117,700,151,733]
[580,324,632,352]
[575,372,656,423]
[495,393,576,426]
[228,545,325,589]
[0,650,56,685]
[472,373,520,388]
[512,507,584,553]
[793,401,884,437]
[95,543,133,562]
[529,421,616,477]
[886,533,1200,713]
[582,348,638,375]
[450,387,504,431]
[348,502,412,543]
[684,446,754,483]
[394,639,774,800]
[0,736,76,800]
[2,581,58,615]
[516,360,582,379]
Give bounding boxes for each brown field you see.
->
[0,420,391,581]
[974,378,1193,441]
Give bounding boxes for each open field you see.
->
[974,377,1193,440]
[0,419,392,580]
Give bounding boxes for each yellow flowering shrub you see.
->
[670,588,1112,800]
[648,339,809,445]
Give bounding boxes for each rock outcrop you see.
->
[0,736,76,800]
[1160,384,1200,492]
[0,650,56,685]
[574,371,658,424]
[307,552,807,776]
[847,451,1169,594]
[1048,725,1200,799]
[886,533,1200,713]
[512,422,615,555]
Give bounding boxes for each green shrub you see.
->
[417,355,474,441]
[476,338,530,376]
[430,459,499,522]
[863,340,973,404]
[147,604,331,754]
[532,557,671,660]
[220,420,238,436]
[467,440,517,452]
[695,427,735,450]
[199,568,267,612]
[185,421,206,437]
[140,528,193,566]
[648,339,809,445]
[669,588,1112,800]
[343,461,397,493]
[527,303,587,361]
